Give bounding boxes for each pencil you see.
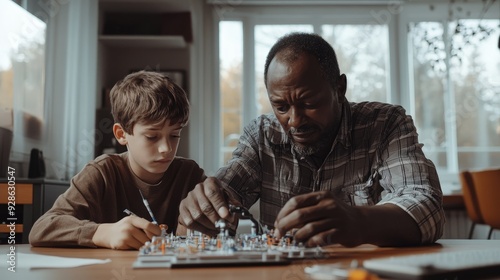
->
[124,207,158,225]
[138,190,158,225]
[141,198,158,225]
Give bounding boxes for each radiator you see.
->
[442,210,500,239]
[442,210,471,239]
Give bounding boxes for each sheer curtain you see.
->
[44,0,98,180]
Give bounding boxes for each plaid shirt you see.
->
[215,101,445,244]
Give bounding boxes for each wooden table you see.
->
[1,239,499,279]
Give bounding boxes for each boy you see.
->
[29,71,206,249]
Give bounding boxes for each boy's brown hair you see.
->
[110,70,189,134]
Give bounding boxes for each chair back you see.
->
[459,171,484,224]
[469,168,500,229]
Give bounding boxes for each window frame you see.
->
[214,5,400,169]
[398,2,500,187]
[207,2,500,191]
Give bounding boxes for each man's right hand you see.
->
[178,177,231,236]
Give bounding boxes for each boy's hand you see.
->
[92,216,161,250]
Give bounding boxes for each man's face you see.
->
[266,52,345,155]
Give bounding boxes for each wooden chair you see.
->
[469,168,500,239]
[459,171,485,239]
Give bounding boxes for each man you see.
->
[179,32,444,247]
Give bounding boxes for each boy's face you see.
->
[115,120,183,184]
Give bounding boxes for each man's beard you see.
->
[289,128,335,158]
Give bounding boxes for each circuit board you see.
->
[133,206,324,268]
[132,231,324,269]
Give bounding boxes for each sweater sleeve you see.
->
[29,165,105,247]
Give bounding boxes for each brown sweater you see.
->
[29,152,206,247]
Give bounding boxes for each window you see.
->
[0,0,46,159]
[214,2,500,189]
[220,21,243,165]
[409,19,500,175]
[219,19,390,166]
[322,24,389,102]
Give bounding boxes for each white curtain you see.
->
[44,0,98,180]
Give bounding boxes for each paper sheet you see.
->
[3,252,111,269]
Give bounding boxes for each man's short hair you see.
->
[110,70,189,134]
[264,32,341,89]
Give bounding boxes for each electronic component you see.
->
[133,212,324,269]
[228,204,263,235]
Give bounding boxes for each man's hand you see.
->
[178,177,235,236]
[274,191,363,247]
[274,191,422,247]
[92,216,160,250]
